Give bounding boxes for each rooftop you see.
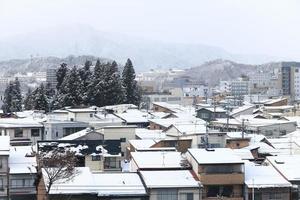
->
[267,155,300,181]
[140,170,200,188]
[131,151,185,169]
[188,148,243,164]
[245,161,292,188]
[9,146,37,174]
[93,173,146,196]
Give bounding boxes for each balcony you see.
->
[199,173,244,185]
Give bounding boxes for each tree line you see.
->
[2,58,141,113]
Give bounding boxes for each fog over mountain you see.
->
[0,24,278,71]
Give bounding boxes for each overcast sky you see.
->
[0,0,300,59]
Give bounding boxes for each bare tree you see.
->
[37,149,78,199]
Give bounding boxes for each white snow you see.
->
[131,151,184,169]
[9,146,37,174]
[245,161,292,188]
[93,173,146,196]
[140,170,200,188]
[267,155,300,181]
[188,148,243,164]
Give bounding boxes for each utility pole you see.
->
[252,178,255,200]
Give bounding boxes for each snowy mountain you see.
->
[0,24,277,71]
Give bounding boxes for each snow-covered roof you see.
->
[129,139,156,150]
[66,108,97,113]
[188,148,243,164]
[45,167,96,194]
[264,105,293,110]
[150,112,169,119]
[282,116,300,127]
[131,151,184,169]
[212,118,295,128]
[114,109,150,123]
[9,146,37,174]
[232,149,254,160]
[197,107,226,113]
[152,102,185,113]
[267,138,300,155]
[140,170,200,188]
[149,117,205,129]
[226,132,266,144]
[245,161,292,188]
[60,128,103,140]
[165,124,207,135]
[267,155,300,181]
[135,128,165,140]
[230,105,255,116]
[0,117,43,128]
[0,136,10,153]
[94,173,146,196]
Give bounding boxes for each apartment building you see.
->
[187,148,244,200]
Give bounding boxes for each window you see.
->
[180,193,194,200]
[90,113,93,118]
[104,157,120,169]
[92,155,101,161]
[207,185,233,197]
[11,179,34,188]
[14,128,23,138]
[0,159,2,168]
[157,189,177,200]
[55,131,58,138]
[120,138,126,142]
[0,179,3,190]
[31,129,40,137]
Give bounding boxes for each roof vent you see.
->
[275,160,285,164]
[206,148,215,152]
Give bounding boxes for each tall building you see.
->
[281,62,300,101]
[46,67,58,91]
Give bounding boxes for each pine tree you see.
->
[31,84,49,111]
[2,78,22,113]
[103,61,125,105]
[56,63,68,90]
[24,88,33,110]
[57,66,84,107]
[79,60,92,105]
[90,59,106,107]
[122,58,141,105]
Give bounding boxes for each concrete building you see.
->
[187,148,244,200]
[231,77,249,97]
[46,67,58,91]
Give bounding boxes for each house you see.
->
[263,98,288,106]
[130,151,189,171]
[187,148,244,200]
[93,173,147,199]
[9,146,37,200]
[99,125,137,158]
[43,120,88,140]
[164,124,227,149]
[113,109,150,128]
[148,117,205,130]
[37,140,122,172]
[37,167,97,200]
[60,128,104,141]
[0,118,44,145]
[196,107,228,122]
[152,102,185,113]
[230,104,255,118]
[0,136,10,199]
[139,170,201,200]
[49,108,98,122]
[38,167,148,200]
[244,161,292,200]
[267,155,300,199]
[210,118,297,137]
